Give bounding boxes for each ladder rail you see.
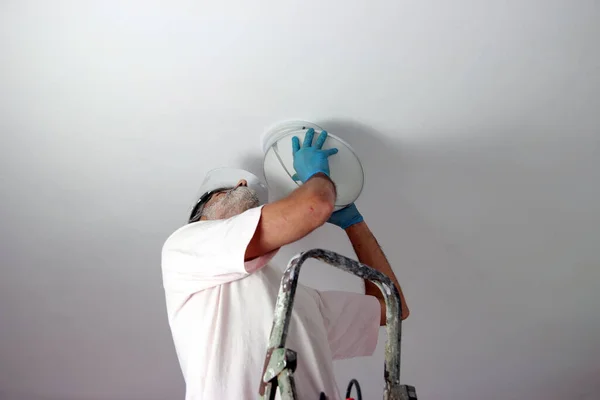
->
[259,248,406,400]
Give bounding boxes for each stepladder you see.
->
[258,249,417,400]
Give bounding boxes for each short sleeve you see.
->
[317,291,381,360]
[162,205,276,294]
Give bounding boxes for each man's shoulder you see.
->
[165,220,224,241]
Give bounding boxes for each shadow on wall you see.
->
[313,120,459,276]
[240,119,460,282]
[237,119,455,277]
[315,119,407,210]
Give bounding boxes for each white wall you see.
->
[1,1,599,399]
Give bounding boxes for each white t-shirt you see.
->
[161,205,380,400]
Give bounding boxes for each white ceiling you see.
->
[1,1,599,399]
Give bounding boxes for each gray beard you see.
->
[202,186,260,220]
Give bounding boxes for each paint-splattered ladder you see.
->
[258,249,417,400]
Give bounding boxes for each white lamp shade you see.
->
[262,121,364,210]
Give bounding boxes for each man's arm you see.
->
[246,128,339,261]
[245,173,336,260]
[345,220,410,324]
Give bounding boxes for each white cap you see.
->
[189,167,269,220]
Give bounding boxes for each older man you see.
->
[162,129,409,399]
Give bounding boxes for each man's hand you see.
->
[292,128,339,183]
[327,203,364,229]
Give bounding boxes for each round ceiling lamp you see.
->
[262,120,364,211]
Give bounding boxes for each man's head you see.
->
[195,179,259,221]
[188,168,269,223]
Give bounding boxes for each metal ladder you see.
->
[258,249,417,400]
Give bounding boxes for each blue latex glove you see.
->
[328,203,364,229]
[291,128,339,183]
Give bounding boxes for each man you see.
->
[162,129,409,399]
